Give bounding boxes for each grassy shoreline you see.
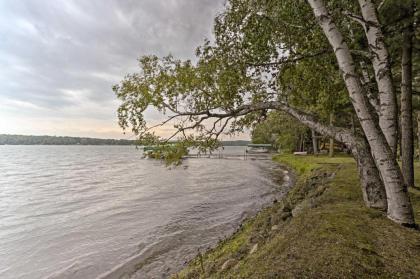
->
[173,154,420,278]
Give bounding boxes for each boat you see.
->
[246,143,272,154]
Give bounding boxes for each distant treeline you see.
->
[0,134,135,145]
[0,134,250,146]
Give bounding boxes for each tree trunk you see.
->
[329,112,334,157]
[417,111,420,161]
[360,61,380,114]
[352,136,388,210]
[311,129,318,154]
[351,114,356,134]
[400,6,415,187]
[274,102,387,210]
[308,0,415,225]
[302,134,305,152]
[358,0,399,157]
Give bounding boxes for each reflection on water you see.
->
[0,146,288,279]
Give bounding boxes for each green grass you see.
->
[174,154,420,279]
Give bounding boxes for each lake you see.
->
[0,146,289,278]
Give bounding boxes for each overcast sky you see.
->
[0,0,227,139]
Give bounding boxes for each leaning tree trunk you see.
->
[308,0,415,225]
[400,22,415,187]
[275,102,387,210]
[358,0,399,157]
[351,136,387,210]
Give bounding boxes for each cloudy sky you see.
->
[0,0,226,139]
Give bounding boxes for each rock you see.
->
[271,225,279,231]
[270,214,281,225]
[281,212,292,221]
[221,259,238,270]
[249,243,258,254]
[291,204,304,217]
[237,244,249,256]
[248,233,263,244]
[292,198,316,217]
[282,203,292,213]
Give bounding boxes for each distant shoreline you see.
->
[0,134,250,146]
[0,134,135,145]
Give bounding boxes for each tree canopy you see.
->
[114,0,420,225]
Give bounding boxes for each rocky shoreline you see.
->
[174,155,420,278]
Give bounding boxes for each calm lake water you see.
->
[0,146,289,279]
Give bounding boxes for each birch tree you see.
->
[400,2,415,187]
[114,0,416,225]
[307,0,414,225]
[355,0,399,156]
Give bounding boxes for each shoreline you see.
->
[173,154,320,278]
[174,155,420,278]
[96,158,291,279]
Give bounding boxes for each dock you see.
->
[183,152,273,160]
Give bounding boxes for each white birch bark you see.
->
[360,61,380,114]
[400,7,415,187]
[307,0,414,225]
[273,102,387,210]
[358,0,398,156]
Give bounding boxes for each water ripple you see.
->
[0,146,288,279]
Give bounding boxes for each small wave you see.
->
[0,146,291,279]
[44,259,95,279]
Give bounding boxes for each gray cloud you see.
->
[0,0,225,137]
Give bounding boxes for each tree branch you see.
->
[343,10,368,26]
[248,49,330,67]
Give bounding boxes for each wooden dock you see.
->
[183,152,273,160]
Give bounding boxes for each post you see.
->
[311,129,318,154]
[329,112,334,157]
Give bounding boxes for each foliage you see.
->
[145,142,189,166]
[251,111,308,152]
[113,0,419,163]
